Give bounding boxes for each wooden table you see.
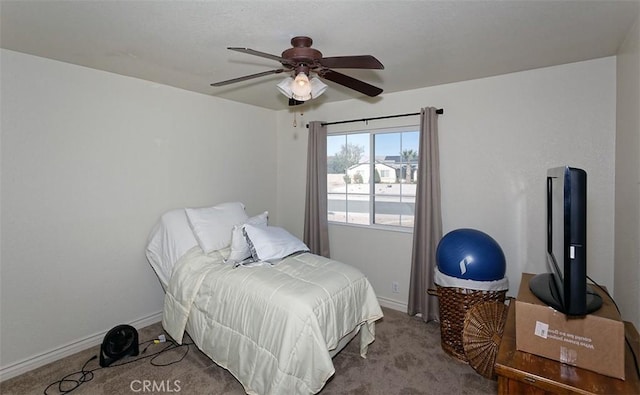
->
[494,303,640,394]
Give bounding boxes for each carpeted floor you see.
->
[1,307,497,394]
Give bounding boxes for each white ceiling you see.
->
[2,1,638,110]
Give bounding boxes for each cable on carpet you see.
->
[43,335,194,395]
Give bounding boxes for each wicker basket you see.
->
[462,301,509,379]
[428,285,507,362]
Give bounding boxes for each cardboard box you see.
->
[515,273,625,379]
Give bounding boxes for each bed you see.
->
[145,202,384,395]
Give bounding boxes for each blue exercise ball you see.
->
[436,228,506,281]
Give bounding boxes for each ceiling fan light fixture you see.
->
[292,91,312,101]
[310,77,328,99]
[278,75,326,101]
[277,77,294,98]
[292,72,312,100]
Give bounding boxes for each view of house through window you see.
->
[327,127,419,228]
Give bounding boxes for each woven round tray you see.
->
[462,301,509,379]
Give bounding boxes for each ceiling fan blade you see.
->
[227,47,294,66]
[320,55,384,69]
[320,69,383,97]
[211,69,286,87]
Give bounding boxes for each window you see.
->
[327,127,419,229]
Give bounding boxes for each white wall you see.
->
[615,12,640,329]
[0,49,277,376]
[277,57,617,313]
[1,43,632,380]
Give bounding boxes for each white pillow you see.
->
[243,224,309,262]
[226,211,269,262]
[185,202,249,253]
[146,208,199,287]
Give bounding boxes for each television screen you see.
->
[530,166,602,316]
[547,173,566,306]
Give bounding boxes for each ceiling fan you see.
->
[211,36,384,103]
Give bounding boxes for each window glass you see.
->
[327,128,419,229]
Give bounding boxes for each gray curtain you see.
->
[408,107,442,322]
[304,121,331,258]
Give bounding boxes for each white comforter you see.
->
[162,247,383,395]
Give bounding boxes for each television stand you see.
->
[529,272,602,315]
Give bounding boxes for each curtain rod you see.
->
[305,108,443,128]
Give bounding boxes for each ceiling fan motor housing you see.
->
[281,36,323,69]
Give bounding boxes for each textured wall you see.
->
[0,49,277,374]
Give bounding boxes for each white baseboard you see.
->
[377,296,407,312]
[0,311,163,382]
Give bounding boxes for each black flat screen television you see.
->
[529,166,602,316]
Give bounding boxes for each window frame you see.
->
[326,124,420,233]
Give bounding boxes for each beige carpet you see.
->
[1,307,497,394]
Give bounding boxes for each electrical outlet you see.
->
[391,281,400,293]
